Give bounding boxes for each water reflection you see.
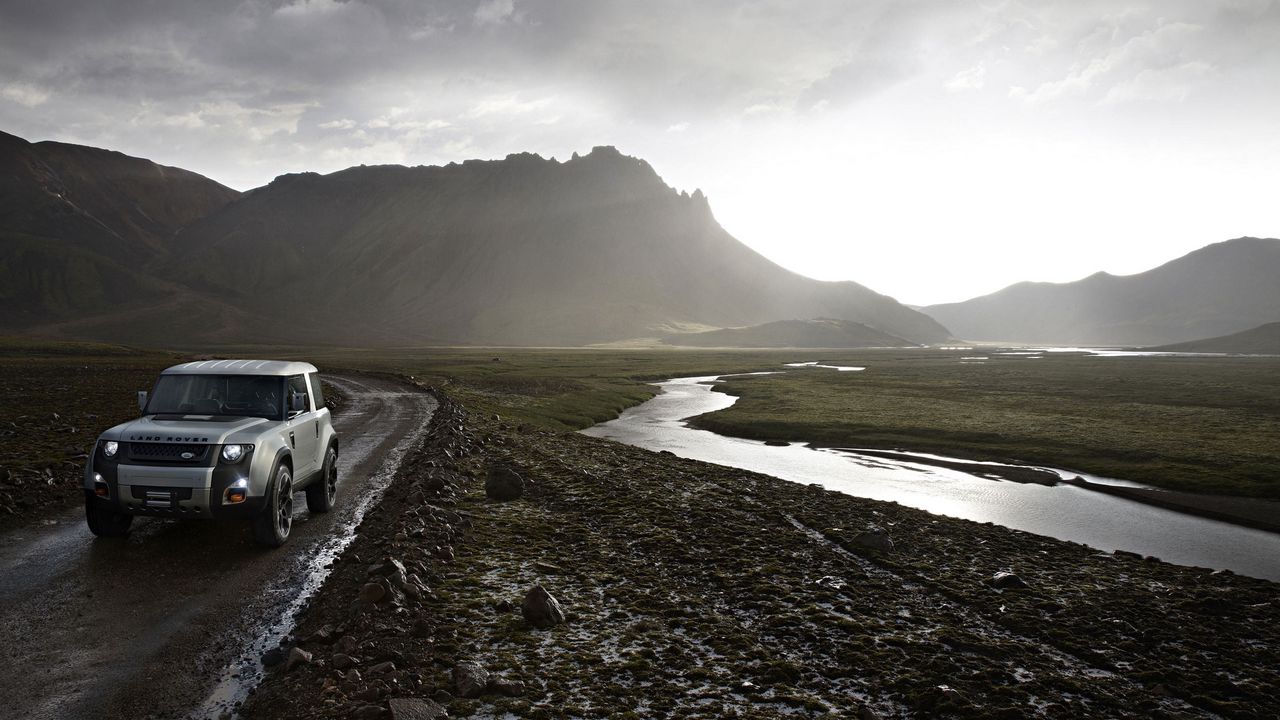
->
[583,374,1280,581]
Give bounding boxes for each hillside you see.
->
[664,317,915,348]
[923,238,1280,345]
[1150,321,1280,354]
[164,147,950,346]
[1,135,948,347]
[0,130,241,329]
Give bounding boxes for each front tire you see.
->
[85,496,133,537]
[253,463,294,547]
[305,445,338,514]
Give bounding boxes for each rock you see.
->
[488,677,525,697]
[861,707,883,720]
[493,599,514,613]
[485,464,524,501]
[335,635,359,654]
[286,647,313,671]
[992,571,1028,589]
[852,528,894,553]
[533,561,561,574]
[261,647,286,667]
[359,582,388,604]
[389,697,449,720]
[522,584,565,629]
[352,705,385,719]
[453,661,490,698]
[369,660,397,675]
[332,653,356,670]
[764,440,789,447]
[305,624,336,644]
[370,558,409,588]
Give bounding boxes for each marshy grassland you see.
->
[304,346,1280,499]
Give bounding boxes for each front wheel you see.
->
[85,496,133,537]
[305,446,338,514]
[253,464,294,547]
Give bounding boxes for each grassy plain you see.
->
[296,346,1280,499]
[693,351,1280,498]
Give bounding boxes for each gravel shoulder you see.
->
[244,388,1279,719]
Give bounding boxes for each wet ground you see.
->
[0,375,436,719]
[245,393,1280,719]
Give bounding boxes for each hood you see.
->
[105,415,270,445]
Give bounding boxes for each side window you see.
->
[308,372,326,410]
[288,374,311,413]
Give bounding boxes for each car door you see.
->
[287,374,319,481]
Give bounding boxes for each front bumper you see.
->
[86,447,265,519]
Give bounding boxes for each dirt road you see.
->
[0,375,436,719]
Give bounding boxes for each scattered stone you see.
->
[389,697,449,720]
[359,582,388,604]
[485,464,524,501]
[453,661,490,698]
[335,634,359,654]
[852,528,894,552]
[533,560,561,574]
[369,660,397,675]
[332,653,356,670]
[488,677,525,697]
[369,558,409,588]
[286,647,313,671]
[493,599,514,613]
[261,647,286,667]
[522,583,565,629]
[352,705,385,719]
[992,571,1028,589]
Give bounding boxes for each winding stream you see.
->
[583,373,1280,581]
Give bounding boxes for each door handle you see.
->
[289,431,295,449]
[314,419,319,438]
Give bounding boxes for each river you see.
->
[582,373,1280,581]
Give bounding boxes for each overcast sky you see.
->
[2,0,1278,304]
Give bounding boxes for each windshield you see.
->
[146,374,283,420]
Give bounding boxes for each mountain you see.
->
[664,318,915,348]
[922,238,1280,346]
[2,134,948,347]
[161,146,950,346]
[1149,321,1280,354]
[0,130,240,328]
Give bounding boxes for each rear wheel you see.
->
[305,445,338,514]
[85,496,133,537]
[253,464,294,547]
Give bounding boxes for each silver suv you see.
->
[83,360,339,547]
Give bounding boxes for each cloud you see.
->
[1,82,49,107]
[474,0,516,26]
[946,63,986,92]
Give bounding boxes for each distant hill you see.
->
[664,318,915,348]
[161,147,950,346]
[923,238,1280,346]
[1149,321,1280,354]
[2,134,949,347]
[0,130,241,329]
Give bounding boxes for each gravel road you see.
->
[0,374,436,719]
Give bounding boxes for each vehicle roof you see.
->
[161,360,319,376]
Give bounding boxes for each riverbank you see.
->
[242,387,1279,719]
[691,353,1280,499]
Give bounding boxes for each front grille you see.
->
[125,443,211,465]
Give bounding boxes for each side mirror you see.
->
[289,392,307,413]
[137,391,148,412]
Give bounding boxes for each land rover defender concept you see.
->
[83,360,340,547]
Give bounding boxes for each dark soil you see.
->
[0,355,173,530]
[243,388,1279,719]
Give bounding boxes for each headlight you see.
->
[220,444,252,463]
[103,441,118,458]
